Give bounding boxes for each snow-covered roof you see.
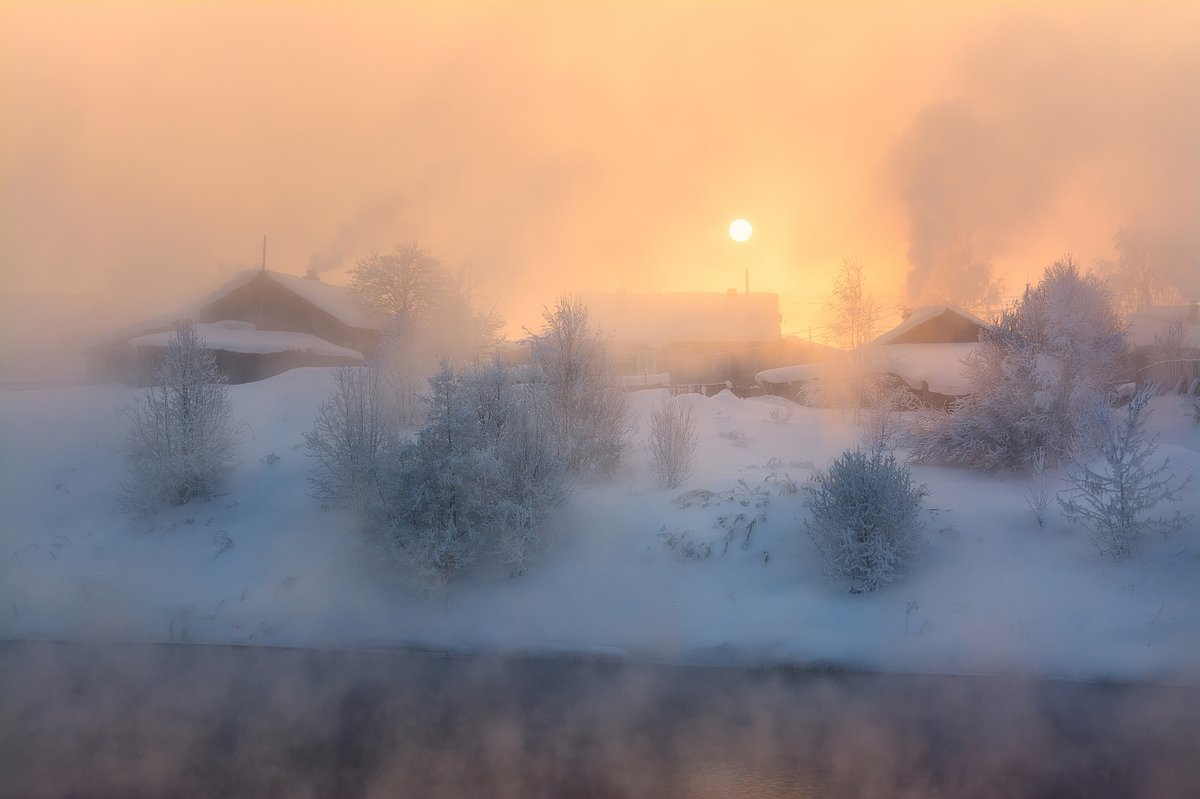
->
[93,270,384,347]
[756,363,822,385]
[1126,304,1200,348]
[870,304,992,346]
[580,291,781,349]
[129,321,364,360]
[198,270,384,330]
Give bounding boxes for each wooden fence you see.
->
[1136,359,1200,395]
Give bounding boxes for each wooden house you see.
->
[86,270,385,384]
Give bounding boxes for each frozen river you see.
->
[2,640,1197,798]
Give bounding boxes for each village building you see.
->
[757,304,994,407]
[579,290,831,392]
[86,270,385,384]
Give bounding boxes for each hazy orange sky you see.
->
[2,1,1197,347]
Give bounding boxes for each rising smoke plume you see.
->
[891,14,1200,309]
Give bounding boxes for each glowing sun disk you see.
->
[729,218,753,242]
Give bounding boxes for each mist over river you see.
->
[2,641,1197,798]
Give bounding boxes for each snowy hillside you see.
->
[2,369,1198,683]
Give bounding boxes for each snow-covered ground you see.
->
[2,368,1198,683]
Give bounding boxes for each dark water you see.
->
[1,641,1197,798]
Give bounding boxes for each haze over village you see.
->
[2,3,1199,796]
[3,1,1199,378]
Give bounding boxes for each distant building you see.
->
[86,270,385,384]
[579,290,830,390]
[757,304,994,407]
[1125,302,1200,349]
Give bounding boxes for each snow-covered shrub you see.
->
[1057,388,1192,560]
[374,361,567,584]
[660,528,712,560]
[648,393,698,489]
[718,510,767,554]
[527,295,631,477]
[806,448,928,593]
[121,324,238,513]
[908,258,1126,470]
[304,365,389,509]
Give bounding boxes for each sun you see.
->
[728,218,753,243]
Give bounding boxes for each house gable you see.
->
[872,304,992,346]
[197,272,377,353]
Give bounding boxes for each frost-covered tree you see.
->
[351,243,502,425]
[1058,388,1192,560]
[814,258,885,422]
[303,365,389,509]
[121,324,238,513]
[828,258,884,355]
[806,448,928,593]
[351,242,454,320]
[1095,226,1184,315]
[527,294,631,477]
[490,386,569,570]
[648,393,698,489]
[908,257,1127,469]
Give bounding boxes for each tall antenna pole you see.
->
[261,235,267,272]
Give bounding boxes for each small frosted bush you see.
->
[648,393,698,489]
[122,324,238,513]
[806,448,928,593]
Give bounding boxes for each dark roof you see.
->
[871,304,992,346]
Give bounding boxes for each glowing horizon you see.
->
[2,1,1197,364]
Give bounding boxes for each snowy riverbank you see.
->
[3,368,1198,683]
